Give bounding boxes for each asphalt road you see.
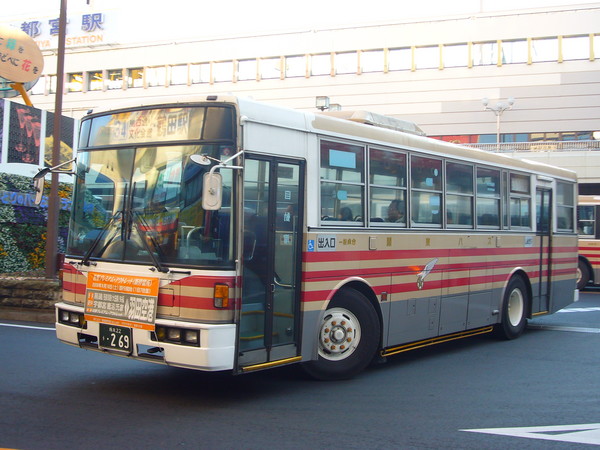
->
[1,289,599,449]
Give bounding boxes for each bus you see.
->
[577,195,600,289]
[50,95,578,380]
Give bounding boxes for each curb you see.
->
[0,307,55,324]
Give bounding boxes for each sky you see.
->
[4,0,599,43]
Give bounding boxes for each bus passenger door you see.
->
[536,187,552,313]
[237,156,305,372]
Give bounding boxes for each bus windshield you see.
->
[66,144,235,268]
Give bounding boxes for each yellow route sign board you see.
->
[84,272,160,331]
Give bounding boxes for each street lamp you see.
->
[482,97,515,151]
[315,96,330,111]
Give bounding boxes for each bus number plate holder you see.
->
[99,323,133,354]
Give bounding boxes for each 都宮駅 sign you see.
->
[0,26,43,83]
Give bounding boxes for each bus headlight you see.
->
[152,326,199,347]
[184,330,199,345]
[60,309,70,323]
[167,328,181,342]
[58,308,87,328]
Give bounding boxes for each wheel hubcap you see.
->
[507,288,524,327]
[318,307,361,361]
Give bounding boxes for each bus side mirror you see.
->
[33,177,45,205]
[202,172,223,210]
[32,168,50,205]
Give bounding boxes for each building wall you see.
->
[20,5,599,140]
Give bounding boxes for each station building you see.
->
[3,2,600,191]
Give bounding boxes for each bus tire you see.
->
[577,259,590,291]
[302,288,380,380]
[495,276,528,340]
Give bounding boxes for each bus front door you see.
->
[237,156,305,372]
[536,187,552,313]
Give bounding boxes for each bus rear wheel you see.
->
[302,288,380,380]
[577,259,590,291]
[495,276,528,340]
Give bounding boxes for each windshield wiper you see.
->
[131,211,169,273]
[81,211,123,266]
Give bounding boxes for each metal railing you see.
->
[463,140,600,153]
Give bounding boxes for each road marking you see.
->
[528,323,600,333]
[0,323,55,331]
[462,423,600,445]
[557,307,600,313]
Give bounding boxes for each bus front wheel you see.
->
[302,288,380,380]
[495,276,528,340]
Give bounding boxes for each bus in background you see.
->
[577,195,600,289]
[47,95,578,380]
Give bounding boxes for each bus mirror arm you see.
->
[201,150,244,211]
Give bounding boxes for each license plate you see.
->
[99,323,132,353]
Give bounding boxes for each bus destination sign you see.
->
[84,272,159,331]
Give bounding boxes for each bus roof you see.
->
[85,94,577,182]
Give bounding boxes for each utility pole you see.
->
[45,0,67,279]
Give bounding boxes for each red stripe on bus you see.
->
[178,295,237,310]
[171,275,237,288]
[301,258,541,282]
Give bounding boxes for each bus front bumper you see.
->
[55,302,236,372]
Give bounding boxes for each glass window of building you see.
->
[415,46,439,69]
[237,59,256,81]
[30,76,46,95]
[562,35,590,60]
[190,63,210,84]
[411,155,442,227]
[146,66,166,87]
[67,73,83,92]
[48,75,57,94]
[170,64,188,85]
[88,71,103,91]
[532,37,558,62]
[285,55,306,78]
[336,52,357,75]
[361,50,384,73]
[369,148,407,225]
[388,47,411,71]
[311,53,331,76]
[320,140,365,224]
[128,68,143,88]
[502,39,528,64]
[260,57,281,79]
[213,61,234,82]
[106,69,124,90]
[472,41,498,66]
[443,44,469,68]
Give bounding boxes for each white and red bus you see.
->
[51,95,578,380]
[577,195,600,289]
